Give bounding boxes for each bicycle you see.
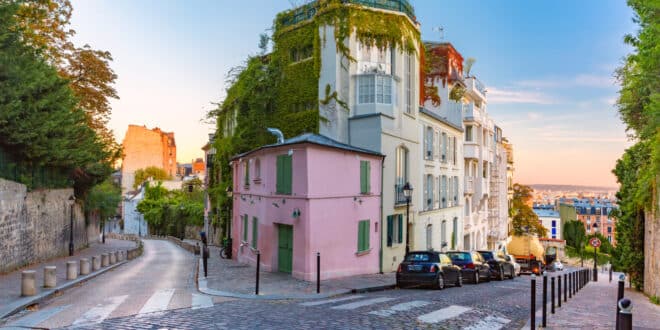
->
[219,238,232,259]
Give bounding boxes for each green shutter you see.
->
[243,215,248,241]
[387,215,393,247]
[244,162,249,186]
[276,155,283,193]
[397,214,403,244]
[284,155,292,194]
[360,161,367,193]
[357,220,370,252]
[366,162,370,192]
[252,217,258,249]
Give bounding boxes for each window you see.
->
[425,127,433,160]
[252,217,258,249]
[465,125,473,142]
[358,75,392,104]
[244,161,250,187]
[360,160,371,194]
[395,147,409,204]
[551,228,557,239]
[482,161,488,178]
[426,225,433,250]
[447,176,453,207]
[441,175,447,208]
[441,220,447,248]
[452,218,458,249]
[276,154,292,195]
[452,137,457,165]
[254,158,261,181]
[551,220,556,227]
[441,132,448,163]
[404,53,412,114]
[357,220,370,252]
[447,135,453,164]
[453,176,459,204]
[242,215,248,242]
[386,214,404,246]
[607,227,612,233]
[425,174,434,210]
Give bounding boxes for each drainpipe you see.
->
[266,128,284,144]
[379,156,385,274]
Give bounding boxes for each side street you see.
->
[1,0,658,329]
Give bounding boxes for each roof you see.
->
[232,133,384,160]
[419,108,464,132]
[533,209,560,218]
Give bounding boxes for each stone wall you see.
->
[184,224,221,246]
[645,209,660,297]
[0,178,97,273]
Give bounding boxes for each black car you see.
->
[477,250,516,280]
[396,251,463,289]
[446,251,491,284]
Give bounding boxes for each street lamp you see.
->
[68,195,75,256]
[225,186,233,259]
[593,222,599,281]
[403,182,413,255]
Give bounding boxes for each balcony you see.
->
[464,77,487,102]
[464,143,481,159]
[464,176,474,194]
[278,0,416,27]
[394,183,408,205]
[463,103,482,122]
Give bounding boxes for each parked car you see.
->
[446,251,491,284]
[396,251,463,289]
[477,250,516,280]
[506,254,522,276]
[553,260,564,271]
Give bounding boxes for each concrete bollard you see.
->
[44,266,57,288]
[109,252,116,265]
[80,258,91,275]
[117,251,123,261]
[66,261,78,280]
[92,256,101,271]
[21,270,37,296]
[101,253,109,267]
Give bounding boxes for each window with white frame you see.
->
[426,225,433,250]
[453,176,459,204]
[358,75,392,104]
[395,146,409,204]
[425,126,433,160]
[441,220,447,248]
[404,53,413,114]
[453,137,457,165]
[441,132,448,163]
[425,174,434,211]
[441,175,448,208]
[465,125,473,142]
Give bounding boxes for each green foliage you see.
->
[85,179,121,227]
[563,220,586,248]
[133,166,171,189]
[510,183,547,237]
[650,295,660,305]
[449,84,466,102]
[136,181,204,238]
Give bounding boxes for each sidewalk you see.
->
[198,245,395,300]
[0,239,136,318]
[533,271,660,329]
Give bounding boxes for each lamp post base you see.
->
[69,242,74,256]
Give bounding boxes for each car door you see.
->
[476,253,490,277]
[439,255,456,282]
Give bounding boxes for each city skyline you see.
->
[69,0,635,187]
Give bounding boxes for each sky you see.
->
[69,0,637,188]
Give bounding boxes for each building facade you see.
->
[121,125,177,194]
[230,134,383,280]
[559,197,618,245]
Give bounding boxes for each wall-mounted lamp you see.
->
[292,208,301,218]
[272,202,279,208]
[288,149,293,156]
[282,199,286,205]
[353,197,363,205]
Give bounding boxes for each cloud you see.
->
[516,74,617,89]
[573,74,616,88]
[487,87,555,105]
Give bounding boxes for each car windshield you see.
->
[447,252,470,261]
[405,253,436,262]
[479,251,495,260]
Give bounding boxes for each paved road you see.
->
[1,239,229,329]
[63,273,564,329]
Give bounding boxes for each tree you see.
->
[563,220,586,265]
[85,179,121,233]
[136,181,204,238]
[510,183,547,237]
[612,0,659,290]
[133,166,171,189]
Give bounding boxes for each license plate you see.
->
[408,265,422,271]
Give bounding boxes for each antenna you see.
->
[432,26,444,41]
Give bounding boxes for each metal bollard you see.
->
[569,272,572,299]
[564,273,567,302]
[609,267,612,283]
[551,276,555,314]
[530,274,536,330]
[618,298,632,330]
[92,256,101,271]
[255,251,260,295]
[558,275,562,308]
[616,274,625,329]
[44,266,57,288]
[21,270,37,296]
[542,271,547,327]
[316,252,321,294]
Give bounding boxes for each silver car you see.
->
[506,254,521,276]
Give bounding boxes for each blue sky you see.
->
[69,0,636,187]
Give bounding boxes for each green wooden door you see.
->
[278,225,293,273]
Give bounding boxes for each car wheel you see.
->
[456,273,463,287]
[509,267,514,279]
[499,266,505,281]
[436,274,445,290]
[474,271,479,284]
[484,270,491,282]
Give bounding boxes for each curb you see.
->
[195,259,395,301]
[0,259,129,320]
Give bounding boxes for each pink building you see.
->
[230,134,384,281]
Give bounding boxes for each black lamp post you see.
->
[593,222,599,281]
[68,195,75,256]
[225,186,233,259]
[403,182,413,255]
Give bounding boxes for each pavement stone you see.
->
[199,244,395,299]
[0,239,135,316]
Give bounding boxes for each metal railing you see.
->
[0,147,72,190]
[394,183,407,205]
